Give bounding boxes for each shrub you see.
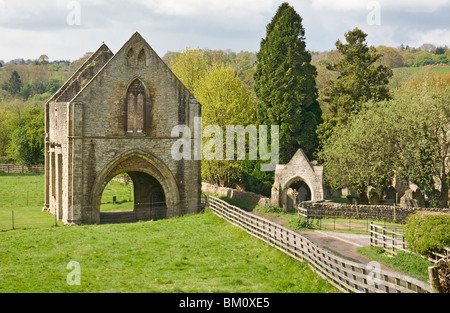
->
[286,216,308,230]
[255,203,284,214]
[404,211,450,257]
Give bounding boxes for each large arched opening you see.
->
[284,177,313,211]
[90,149,179,224]
[99,172,168,224]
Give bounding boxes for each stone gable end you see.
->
[44,32,201,225]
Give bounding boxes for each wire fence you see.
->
[298,206,404,233]
[0,195,208,231]
[0,209,59,231]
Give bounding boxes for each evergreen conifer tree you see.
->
[254,2,322,163]
[317,28,393,145]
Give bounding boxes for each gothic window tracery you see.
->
[127,79,146,134]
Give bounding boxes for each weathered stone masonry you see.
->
[44,32,202,225]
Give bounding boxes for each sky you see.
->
[1,0,450,62]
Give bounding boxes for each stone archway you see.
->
[90,149,180,224]
[271,149,324,211]
[285,178,312,210]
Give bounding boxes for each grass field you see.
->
[357,246,433,282]
[100,178,134,212]
[0,173,339,293]
[0,211,339,293]
[0,173,135,230]
[0,173,56,230]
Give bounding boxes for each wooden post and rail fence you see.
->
[208,195,433,293]
[369,222,450,261]
[0,164,44,174]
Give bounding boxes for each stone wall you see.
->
[301,201,450,224]
[202,183,270,207]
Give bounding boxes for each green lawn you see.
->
[0,210,338,293]
[0,173,135,230]
[0,173,56,230]
[0,173,338,293]
[357,246,432,282]
[100,179,134,212]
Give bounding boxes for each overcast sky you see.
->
[1,0,450,62]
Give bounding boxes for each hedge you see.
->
[404,211,450,257]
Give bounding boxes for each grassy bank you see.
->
[357,246,432,282]
[0,173,56,230]
[0,173,338,293]
[0,210,338,293]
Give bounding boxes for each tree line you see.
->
[166,2,449,208]
[0,2,448,207]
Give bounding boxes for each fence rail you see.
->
[0,164,44,174]
[299,201,450,225]
[370,223,408,255]
[208,196,432,293]
[370,223,450,262]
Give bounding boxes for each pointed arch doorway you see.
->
[90,149,180,224]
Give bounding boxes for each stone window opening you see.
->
[137,49,146,66]
[126,79,146,134]
[127,48,135,66]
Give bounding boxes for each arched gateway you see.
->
[43,33,201,225]
[90,149,180,224]
[271,149,325,211]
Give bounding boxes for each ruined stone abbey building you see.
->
[43,32,202,225]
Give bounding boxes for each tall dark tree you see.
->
[254,2,322,163]
[317,28,393,144]
[5,70,23,95]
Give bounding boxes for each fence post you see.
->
[392,229,395,254]
[393,203,396,223]
[428,266,443,293]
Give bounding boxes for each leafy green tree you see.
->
[46,78,63,94]
[412,52,435,67]
[194,64,257,187]
[376,45,404,68]
[7,105,45,165]
[319,72,450,207]
[254,2,322,163]
[317,100,398,193]
[317,28,392,145]
[393,73,450,207]
[168,48,209,95]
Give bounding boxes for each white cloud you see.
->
[412,28,450,47]
[139,0,275,17]
[311,0,450,12]
[0,0,449,61]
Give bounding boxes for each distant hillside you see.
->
[390,65,450,90]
